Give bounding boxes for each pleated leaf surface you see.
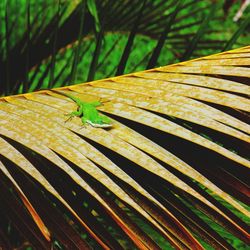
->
[0,46,249,249]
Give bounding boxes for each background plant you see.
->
[0,0,249,96]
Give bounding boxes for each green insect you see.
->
[51,90,112,128]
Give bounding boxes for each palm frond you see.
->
[0,46,249,249]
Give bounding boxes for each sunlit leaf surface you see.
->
[0,46,249,249]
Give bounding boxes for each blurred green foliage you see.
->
[0,0,249,96]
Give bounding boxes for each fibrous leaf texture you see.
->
[0,46,250,249]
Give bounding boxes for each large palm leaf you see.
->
[0,46,249,249]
